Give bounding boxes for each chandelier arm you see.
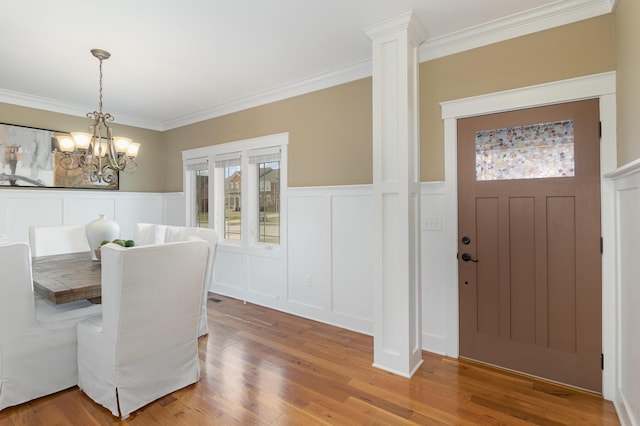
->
[100,166,118,184]
[107,133,121,170]
[59,154,80,171]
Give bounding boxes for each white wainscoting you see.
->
[287,185,374,333]
[0,189,185,245]
[419,183,450,355]
[0,185,453,357]
[210,182,451,355]
[606,160,640,426]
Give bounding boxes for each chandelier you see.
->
[54,49,139,185]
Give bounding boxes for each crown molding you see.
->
[162,0,615,130]
[420,0,614,61]
[363,10,428,43]
[0,0,615,131]
[162,59,372,130]
[0,88,164,131]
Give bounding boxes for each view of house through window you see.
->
[258,161,280,244]
[195,169,208,228]
[224,165,241,240]
[185,135,286,247]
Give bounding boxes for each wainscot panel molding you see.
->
[2,185,455,356]
[0,189,185,245]
[605,160,640,426]
[211,182,451,356]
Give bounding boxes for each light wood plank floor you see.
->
[0,294,619,425]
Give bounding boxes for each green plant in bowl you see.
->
[107,239,135,247]
[95,239,135,261]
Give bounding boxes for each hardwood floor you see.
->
[0,294,619,425]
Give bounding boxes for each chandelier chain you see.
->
[98,57,104,114]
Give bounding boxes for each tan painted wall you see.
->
[0,103,164,192]
[166,15,615,190]
[615,0,640,166]
[0,14,616,193]
[163,79,372,191]
[421,15,615,181]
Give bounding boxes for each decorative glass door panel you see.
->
[476,120,574,181]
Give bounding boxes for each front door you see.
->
[457,99,602,392]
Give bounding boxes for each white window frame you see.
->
[182,132,288,251]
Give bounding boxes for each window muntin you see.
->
[257,161,280,244]
[475,120,574,181]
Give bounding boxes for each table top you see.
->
[32,251,101,305]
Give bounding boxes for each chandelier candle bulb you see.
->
[94,141,108,157]
[70,132,92,150]
[55,133,75,152]
[126,142,140,158]
[114,137,131,153]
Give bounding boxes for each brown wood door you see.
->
[457,99,602,392]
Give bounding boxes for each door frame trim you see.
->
[440,71,617,399]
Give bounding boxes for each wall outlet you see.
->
[304,275,312,287]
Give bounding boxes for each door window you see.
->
[475,120,574,181]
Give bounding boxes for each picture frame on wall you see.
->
[0,123,119,190]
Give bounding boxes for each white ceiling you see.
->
[0,0,614,131]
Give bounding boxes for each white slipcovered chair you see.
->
[134,223,218,337]
[165,225,218,337]
[28,224,90,257]
[0,242,102,411]
[132,223,167,246]
[76,240,209,419]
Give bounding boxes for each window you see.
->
[257,160,280,244]
[224,165,241,240]
[214,153,242,241]
[250,147,281,244]
[475,120,575,181]
[184,158,209,228]
[195,169,209,227]
[183,132,287,248]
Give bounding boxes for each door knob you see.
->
[461,253,478,263]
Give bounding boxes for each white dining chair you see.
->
[28,224,91,257]
[132,222,167,245]
[76,240,208,419]
[165,225,218,337]
[0,242,101,411]
[132,223,218,337]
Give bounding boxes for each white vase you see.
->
[86,214,120,261]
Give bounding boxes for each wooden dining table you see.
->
[32,251,102,304]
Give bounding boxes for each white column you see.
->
[363,11,427,377]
